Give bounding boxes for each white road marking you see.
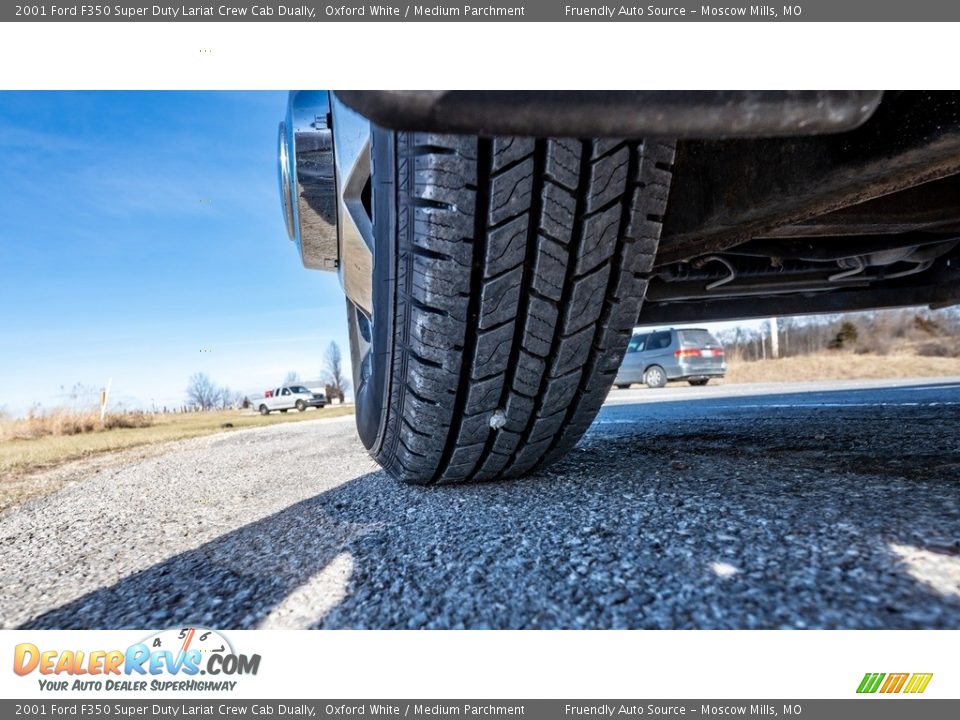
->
[594,400,960,422]
[603,378,960,406]
[722,401,960,409]
[889,383,960,392]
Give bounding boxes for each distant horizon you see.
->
[0,92,352,417]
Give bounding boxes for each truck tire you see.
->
[259,405,270,416]
[356,129,674,484]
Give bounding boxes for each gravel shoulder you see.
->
[1,380,958,630]
[0,406,355,510]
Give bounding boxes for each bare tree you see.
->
[217,386,241,410]
[716,307,960,361]
[323,341,349,402]
[284,370,301,385]
[186,372,219,410]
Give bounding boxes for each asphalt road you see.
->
[2,378,959,630]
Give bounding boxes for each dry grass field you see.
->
[0,409,155,441]
[0,406,354,483]
[724,351,960,384]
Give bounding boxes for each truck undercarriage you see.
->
[338,90,960,325]
[278,90,960,483]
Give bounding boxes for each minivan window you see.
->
[648,331,672,350]
[680,329,719,347]
[627,334,647,352]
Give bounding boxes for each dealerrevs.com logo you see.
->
[857,672,933,694]
[13,627,261,692]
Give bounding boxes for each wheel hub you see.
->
[277,91,376,406]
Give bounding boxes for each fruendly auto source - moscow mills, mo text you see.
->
[565,5,792,17]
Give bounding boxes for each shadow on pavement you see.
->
[21,382,960,629]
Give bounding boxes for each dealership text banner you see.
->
[3,701,960,719]
[7,1,960,22]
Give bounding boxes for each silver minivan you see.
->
[614,328,726,389]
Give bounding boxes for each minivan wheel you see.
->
[688,379,710,386]
[644,365,667,389]
[355,128,675,484]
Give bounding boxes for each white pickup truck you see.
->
[253,385,327,415]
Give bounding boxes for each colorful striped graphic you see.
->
[903,673,935,694]
[857,672,933,694]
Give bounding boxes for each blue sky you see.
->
[0,92,350,416]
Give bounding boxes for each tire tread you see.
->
[373,132,675,483]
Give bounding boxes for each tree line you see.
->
[715,307,960,362]
[185,341,350,410]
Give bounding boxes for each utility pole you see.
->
[770,317,780,359]
[99,378,112,425]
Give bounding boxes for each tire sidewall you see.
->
[354,125,397,452]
